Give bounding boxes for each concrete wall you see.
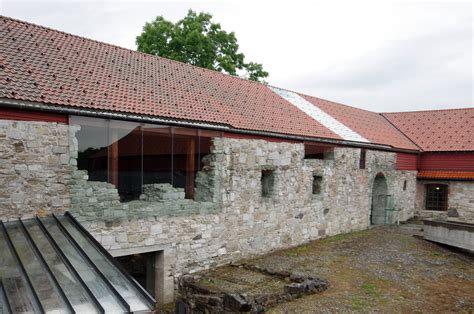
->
[416,180,474,223]
[0,119,71,220]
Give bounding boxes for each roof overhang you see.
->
[0,97,420,154]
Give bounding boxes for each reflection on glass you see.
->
[7,222,65,312]
[71,116,109,182]
[0,224,38,313]
[24,220,99,313]
[59,216,151,312]
[40,217,127,313]
[173,128,199,199]
[109,120,142,202]
[70,115,222,202]
[142,124,173,188]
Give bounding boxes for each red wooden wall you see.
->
[419,152,474,171]
[396,153,418,170]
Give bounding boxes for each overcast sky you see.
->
[1,0,472,112]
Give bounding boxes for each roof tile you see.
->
[0,15,340,141]
[383,109,474,151]
[418,170,474,180]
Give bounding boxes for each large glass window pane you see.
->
[40,217,127,313]
[142,124,173,190]
[71,116,109,182]
[0,224,38,313]
[59,216,151,312]
[108,120,142,202]
[172,127,199,199]
[23,220,99,313]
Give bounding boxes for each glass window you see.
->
[71,115,222,202]
[425,184,448,211]
[109,120,142,202]
[141,124,173,199]
[172,128,199,199]
[71,116,109,182]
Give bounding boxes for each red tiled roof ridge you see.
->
[383,107,473,115]
[297,92,377,115]
[0,14,268,88]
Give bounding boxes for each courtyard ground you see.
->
[189,225,474,313]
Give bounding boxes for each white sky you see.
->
[1,0,472,112]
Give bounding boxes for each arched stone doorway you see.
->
[371,173,388,225]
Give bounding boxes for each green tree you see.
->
[136,10,269,82]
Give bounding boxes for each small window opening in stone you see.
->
[359,149,366,169]
[403,180,407,191]
[261,170,275,198]
[312,175,323,195]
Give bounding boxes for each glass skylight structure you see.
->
[0,212,155,313]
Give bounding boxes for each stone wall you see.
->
[416,180,474,223]
[0,119,71,220]
[0,118,418,304]
[77,138,417,300]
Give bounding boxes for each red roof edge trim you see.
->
[417,170,474,181]
[0,107,68,124]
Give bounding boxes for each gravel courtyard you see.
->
[190,225,474,313]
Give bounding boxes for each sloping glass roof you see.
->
[0,212,155,313]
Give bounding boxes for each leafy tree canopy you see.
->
[136,10,269,82]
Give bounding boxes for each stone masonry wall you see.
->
[77,138,417,287]
[416,180,474,223]
[0,119,71,220]
[0,118,418,303]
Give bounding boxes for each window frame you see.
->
[425,184,448,211]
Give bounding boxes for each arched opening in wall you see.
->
[370,173,389,225]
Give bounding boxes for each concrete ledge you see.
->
[423,220,474,252]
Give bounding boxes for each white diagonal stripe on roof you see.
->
[270,87,370,143]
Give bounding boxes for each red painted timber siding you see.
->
[0,107,68,124]
[419,152,474,171]
[396,153,418,170]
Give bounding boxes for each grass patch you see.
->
[326,230,369,243]
[351,296,369,310]
[285,243,312,257]
[361,283,378,296]
[432,252,443,257]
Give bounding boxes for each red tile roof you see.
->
[0,15,466,152]
[417,170,474,180]
[0,16,340,142]
[300,94,418,150]
[383,108,474,152]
